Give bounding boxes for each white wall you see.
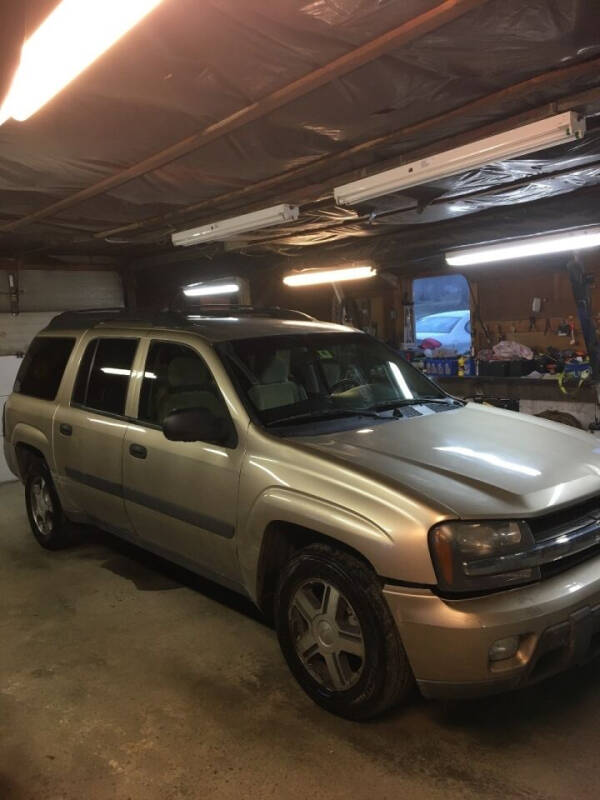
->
[1,313,64,481]
[0,355,21,483]
[0,269,123,313]
[0,311,60,356]
[0,268,124,481]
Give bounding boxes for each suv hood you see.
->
[296,403,600,518]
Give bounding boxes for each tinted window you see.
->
[72,338,138,415]
[14,337,75,400]
[139,341,228,427]
[72,339,96,405]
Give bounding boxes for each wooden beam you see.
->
[95,59,600,240]
[277,93,600,209]
[0,0,489,234]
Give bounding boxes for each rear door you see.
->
[53,334,139,535]
[122,337,244,585]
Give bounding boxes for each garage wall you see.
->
[469,252,600,354]
[0,268,124,481]
[0,311,62,355]
[0,269,123,313]
[0,270,124,355]
[0,356,20,482]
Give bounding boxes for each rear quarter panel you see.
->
[4,330,83,497]
[4,394,56,477]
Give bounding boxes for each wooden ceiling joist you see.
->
[0,0,489,234]
[94,59,600,241]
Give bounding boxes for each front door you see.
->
[122,339,243,585]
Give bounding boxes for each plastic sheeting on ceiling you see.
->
[1,0,600,262]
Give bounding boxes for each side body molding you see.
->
[237,486,395,604]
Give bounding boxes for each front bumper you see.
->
[383,554,600,699]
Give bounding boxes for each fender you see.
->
[237,486,395,603]
[10,422,52,478]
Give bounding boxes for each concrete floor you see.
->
[2,481,600,800]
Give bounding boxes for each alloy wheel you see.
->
[30,476,54,536]
[289,579,365,691]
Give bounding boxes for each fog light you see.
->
[489,636,520,662]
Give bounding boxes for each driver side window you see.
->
[138,341,228,428]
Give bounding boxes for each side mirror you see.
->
[162,407,235,446]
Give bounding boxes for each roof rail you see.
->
[185,304,315,321]
[44,305,316,331]
[45,309,192,331]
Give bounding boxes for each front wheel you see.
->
[25,461,76,550]
[275,543,413,720]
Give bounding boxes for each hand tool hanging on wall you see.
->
[566,255,600,398]
[1,262,21,315]
[402,290,415,345]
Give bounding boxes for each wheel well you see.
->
[15,443,45,479]
[256,520,377,622]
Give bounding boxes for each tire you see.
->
[25,459,76,550]
[275,543,413,720]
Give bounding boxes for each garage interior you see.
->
[3,0,600,797]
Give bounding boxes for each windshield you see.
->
[216,332,447,427]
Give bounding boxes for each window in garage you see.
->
[414,274,472,354]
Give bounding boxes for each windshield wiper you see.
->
[265,408,383,427]
[372,396,463,411]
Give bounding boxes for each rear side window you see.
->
[72,338,138,415]
[14,337,75,400]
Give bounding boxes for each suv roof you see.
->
[44,308,354,342]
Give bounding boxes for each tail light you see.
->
[420,337,442,350]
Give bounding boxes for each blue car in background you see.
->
[415,309,471,354]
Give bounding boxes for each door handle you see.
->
[129,443,147,459]
[59,423,72,436]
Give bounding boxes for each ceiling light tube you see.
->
[183,282,240,297]
[334,112,586,206]
[0,0,165,124]
[446,226,600,267]
[172,205,299,247]
[283,266,377,287]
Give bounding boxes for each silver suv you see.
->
[5,309,600,719]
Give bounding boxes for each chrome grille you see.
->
[528,496,600,541]
[528,496,600,579]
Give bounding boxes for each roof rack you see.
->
[184,304,315,321]
[45,305,316,331]
[45,309,193,331]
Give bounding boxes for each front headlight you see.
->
[429,520,539,594]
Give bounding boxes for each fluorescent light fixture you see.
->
[172,204,299,247]
[334,112,586,206]
[183,282,240,297]
[283,265,376,287]
[446,226,600,267]
[0,0,165,124]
